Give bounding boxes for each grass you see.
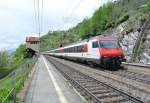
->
[0,58,37,103]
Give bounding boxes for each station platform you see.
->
[25,55,85,103]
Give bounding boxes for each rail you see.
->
[123,62,150,69]
[46,56,144,103]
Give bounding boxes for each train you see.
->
[45,36,125,69]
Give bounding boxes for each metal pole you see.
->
[39,32,40,56]
[13,72,16,103]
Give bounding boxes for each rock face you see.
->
[139,31,150,64]
[120,31,139,61]
[103,22,140,62]
[102,16,150,65]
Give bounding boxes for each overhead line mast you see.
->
[33,0,43,55]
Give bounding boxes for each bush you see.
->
[116,14,129,25]
[147,0,150,10]
[0,51,15,78]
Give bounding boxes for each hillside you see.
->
[0,44,29,79]
[40,0,150,64]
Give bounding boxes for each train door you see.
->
[87,40,100,60]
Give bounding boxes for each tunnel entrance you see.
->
[26,48,36,58]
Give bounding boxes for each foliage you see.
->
[40,0,148,51]
[0,44,27,79]
[147,0,150,10]
[0,58,37,103]
[0,51,15,78]
[14,44,27,65]
[0,44,37,102]
[0,51,10,69]
[79,19,91,39]
[116,14,129,25]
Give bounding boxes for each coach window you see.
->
[92,41,99,48]
[77,46,79,52]
[74,46,76,52]
[65,49,67,53]
[76,46,78,52]
[79,46,82,52]
[73,47,75,52]
[77,46,80,52]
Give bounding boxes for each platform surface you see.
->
[25,55,85,103]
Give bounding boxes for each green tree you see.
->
[0,51,15,78]
[0,51,10,69]
[147,0,150,10]
[14,44,27,65]
[79,19,91,39]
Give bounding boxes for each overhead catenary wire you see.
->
[41,0,44,34]
[59,0,74,30]
[33,0,38,33]
[60,0,83,30]
[69,0,82,18]
[37,0,41,35]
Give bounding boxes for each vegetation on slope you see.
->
[0,44,37,102]
[40,0,149,52]
[0,51,15,79]
[0,44,28,79]
[147,0,150,10]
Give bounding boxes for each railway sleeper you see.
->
[94,92,117,97]
[96,92,119,99]
[73,76,89,80]
[77,80,95,83]
[79,82,95,86]
[90,90,112,94]
[83,84,102,88]
[100,96,127,103]
[86,86,106,91]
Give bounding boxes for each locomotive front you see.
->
[98,38,125,68]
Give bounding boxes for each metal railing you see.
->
[0,58,37,103]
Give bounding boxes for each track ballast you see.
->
[46,56,144,103]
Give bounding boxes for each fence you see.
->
[0,58,37,103]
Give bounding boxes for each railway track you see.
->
[104,69,150,85]
[46,56,144,103]
[56,58,150,85]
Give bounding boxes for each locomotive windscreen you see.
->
[99,40,120,48]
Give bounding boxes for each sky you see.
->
[0,0,108,50]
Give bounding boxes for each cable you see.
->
[37,0,40,54]
[33,0,38,33]
[37,0,41,35]
[69,0,82,18]
[41,0,44,34]
[60,0,83,30]
[33,0,44,54]
[58,0,74,30]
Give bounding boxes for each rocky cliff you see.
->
[102,13,150,64]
